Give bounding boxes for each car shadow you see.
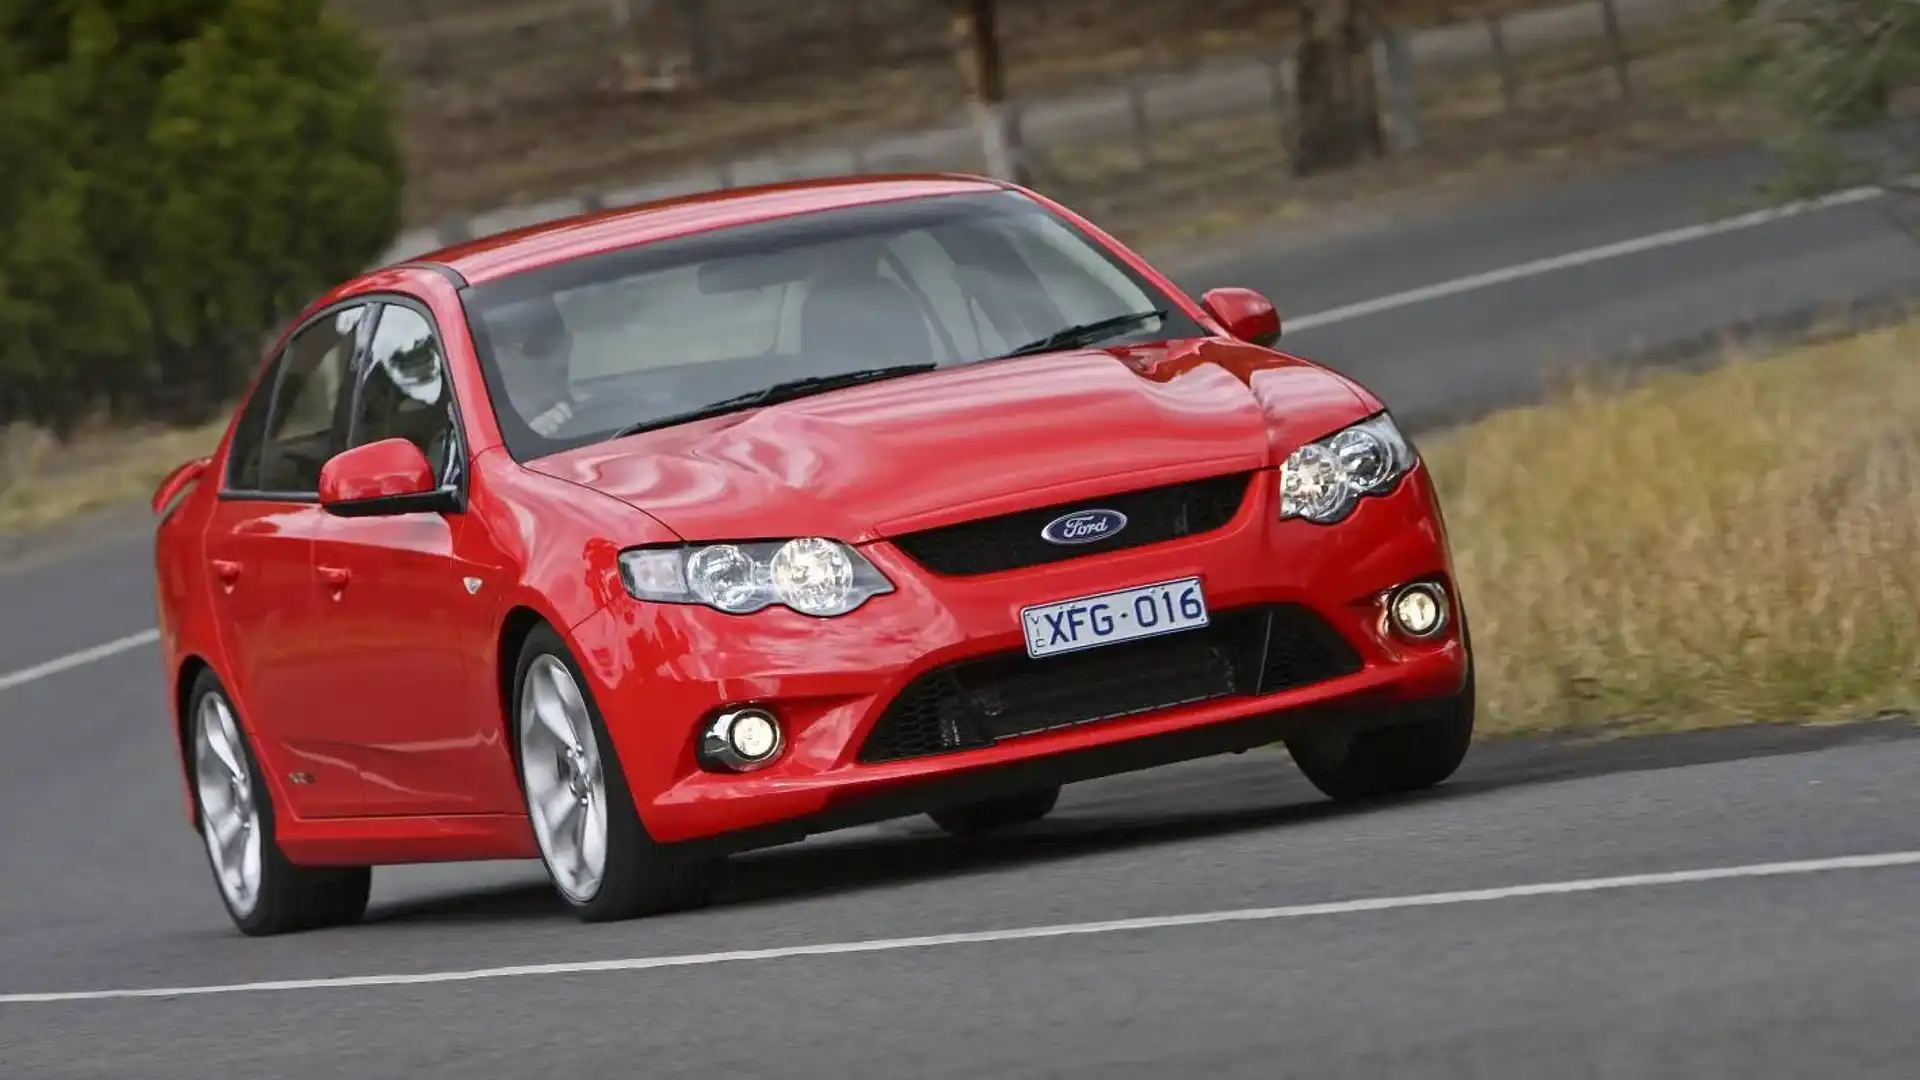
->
[359,715,1920,927]
[362,758,1486,927]
[717,785,1481,913]
[363,880,566,923]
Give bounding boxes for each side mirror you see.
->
[1200,287,1282,348]
[319,438,461,518]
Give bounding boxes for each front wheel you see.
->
[188,670,371,936]
[1285,668,1475,802]
[513,625,725,922]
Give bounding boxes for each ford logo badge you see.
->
[1040,508,1129,546]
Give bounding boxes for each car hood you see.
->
[526,337,1370,543]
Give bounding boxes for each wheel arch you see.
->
[495,604,556,773]
[173,654,215,832]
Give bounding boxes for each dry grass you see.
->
[0,418,228,536]
[1428,319,1920,736]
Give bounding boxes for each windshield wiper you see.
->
[993,309,1169,360]
[612,363,940,439]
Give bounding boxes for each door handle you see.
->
[318,566,351,589]
[212,559,242,587]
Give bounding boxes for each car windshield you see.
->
[460,189,1207,460]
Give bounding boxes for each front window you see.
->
[350,304,461,486]
[461,190,1209,461]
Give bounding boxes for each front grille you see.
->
[889,472,1253,577]
[855,604,1364,764]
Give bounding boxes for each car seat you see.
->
[796,261,936,373]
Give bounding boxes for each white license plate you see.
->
[1020,577,1209,659]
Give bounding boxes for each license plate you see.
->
[1021,577,1209,659]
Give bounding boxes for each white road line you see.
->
[0,629,160,694]
[0,181,1891,697]
[1284,185,1888,332]
[5,849,1918,1006]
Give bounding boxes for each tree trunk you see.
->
[1288,0,1384,177]
[947,0,1026,183]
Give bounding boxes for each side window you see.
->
[258,306,366,495]
[223,354,285,492]
[351,305,459,485]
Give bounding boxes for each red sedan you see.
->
[150,175,1474,934]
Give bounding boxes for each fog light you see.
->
[701,707,784,772]
[1388,582,1449,640]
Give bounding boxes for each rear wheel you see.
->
[188,670,371,936]
[513,625,725,922]
[928,786,1061,837]
[1285,666,1475,802]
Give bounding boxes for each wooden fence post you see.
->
[410,0,438,79]
[1486,14,1519,114]
[1377,24,1422,152]
[677,0,713,82]
[1127,80,1154,169]
[1266,54,1294,155]
[1598,0,1632,99]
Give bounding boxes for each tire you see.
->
[186,669,371,936]
[1285,663,1476,803]
[928,786,1061,837]
[512,624,725,922]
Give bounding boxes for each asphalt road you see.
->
[6,142,1920,1077]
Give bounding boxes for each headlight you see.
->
[618,538,895,617]
[1279,413,1417,524]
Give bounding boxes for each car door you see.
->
[310,299,520,816]
[204,304,371,819]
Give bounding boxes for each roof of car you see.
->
[412,173,1011,287]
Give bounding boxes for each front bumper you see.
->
[569,465,1469,852]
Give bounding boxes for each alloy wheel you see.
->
[193,692,263,918]
[518,655,610,903]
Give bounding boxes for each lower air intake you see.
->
[854,604,1363,765]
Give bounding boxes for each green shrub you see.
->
[0,0,403,432]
